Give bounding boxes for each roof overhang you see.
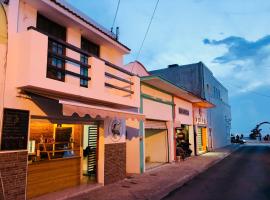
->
[23,0,130,54]
[141,76,214,108]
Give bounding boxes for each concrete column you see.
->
[66,28,81,86]
[166,121,174,163]
[97,122,105,185]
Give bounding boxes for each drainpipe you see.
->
[172,96,176,161]
[192,106,197,156]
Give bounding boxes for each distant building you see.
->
[151,62,231,150]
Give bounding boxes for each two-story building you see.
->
[125,61,213,172]
[0,0,143,199]
[151,62,231,151]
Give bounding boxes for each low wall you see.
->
[104,143,126,184]
[0,151,28,200]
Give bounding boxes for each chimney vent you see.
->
[168,64,179,68]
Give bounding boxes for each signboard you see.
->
[105,118,126,144]
[1,108,29,150]
[178,107,189,116]
[195,117,207,125]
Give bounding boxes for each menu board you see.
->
[55,127,72,142]
[1,108,29,150]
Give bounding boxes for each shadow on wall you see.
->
[126,125,139,140]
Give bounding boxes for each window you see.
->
[81,36,100,57]
[80,54,88,87]
[47,41,65,81]
[213,86,221,99]
[37,14,66,81]
[80,37,99,87]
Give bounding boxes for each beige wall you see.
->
[143,99,172,121]
[188,126,195,156]
[18,0,37,32]
[145,129,168,163]
[166,121,174,162]
[141,84,172,102]
[126,119,140,174]
[100,45,123,66]
[174,97,193,125]
[16,1,125,66]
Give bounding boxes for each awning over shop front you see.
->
[60,100,145,121]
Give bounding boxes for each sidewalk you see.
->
[34,144,240,200]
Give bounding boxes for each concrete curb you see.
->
[149,145,241,200]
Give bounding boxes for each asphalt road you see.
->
[164,145,270,200]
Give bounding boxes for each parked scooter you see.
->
[179,140,192,158]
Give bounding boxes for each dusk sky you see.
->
[67,0,270,135]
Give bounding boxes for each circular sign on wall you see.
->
[108,119,123,142]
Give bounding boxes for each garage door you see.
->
[145,120,167,129]
[145,120,168,165]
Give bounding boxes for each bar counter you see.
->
[27,156,81,199]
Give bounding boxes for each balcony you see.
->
[13,27,140,108]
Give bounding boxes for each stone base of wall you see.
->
[0,151,28,200]
[104,143,126,185]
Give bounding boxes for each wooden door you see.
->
[202,128,207,151]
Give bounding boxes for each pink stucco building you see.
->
[0,1,215,199]
[0,0,143,199]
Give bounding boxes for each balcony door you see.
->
[37,14,66,81]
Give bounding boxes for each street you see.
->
[164,145,270,200]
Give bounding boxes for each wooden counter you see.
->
[27,156,81,199]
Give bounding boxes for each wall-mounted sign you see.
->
[178,107,189,116]
[195,117,207,125]
[1,108,30,150]
[108,119,123,142]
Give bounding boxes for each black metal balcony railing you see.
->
[27,26,134,94]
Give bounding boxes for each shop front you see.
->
[196,126,207,153]
[193,107,208,155]
[24,95,144,199]
[174,97,194,160]
[139,81,174,171]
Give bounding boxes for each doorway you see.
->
[197,127,207,154]
[145,128,169,170]
[82,124,99,184]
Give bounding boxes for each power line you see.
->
[131,0,160,73]
[136,0,160,61]
[111,0,121,31]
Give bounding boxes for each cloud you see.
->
[203,35,270,95]
[204,35,270,64]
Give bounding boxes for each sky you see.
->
[67,0,270,135]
